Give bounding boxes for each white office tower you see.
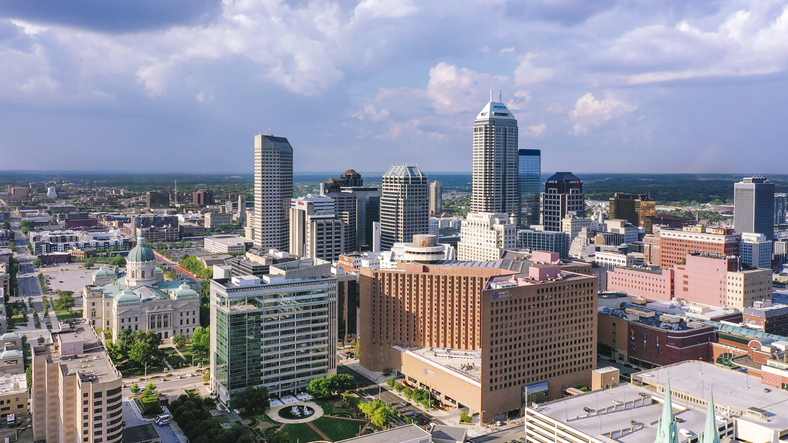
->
[289,194,345,261]
[471,95,519,223]
[380,166,429,251]
[429,180,443,215]
[741,232,773,269]
[457,212,517,261]
[254,134,293,251]
[46,187,57,199]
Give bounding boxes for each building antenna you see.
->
[499,75,502,102]
[269,118,272,135]
[490,75,494,102]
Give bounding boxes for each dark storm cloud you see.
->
[0,0,222,33]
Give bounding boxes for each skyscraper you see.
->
[775,193,787,225]
[542,172,584,232]
[289,194,345,261]
[518,148,541,228]
[380,165,428,251]
[429,180,443,215]
[471,96,519,221]
[253,135,293,250]
[734,176,775,240]
[609,192,656,233]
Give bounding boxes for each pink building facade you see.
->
[674,254,737,307]
[607,267,674,301]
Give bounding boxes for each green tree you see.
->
[54,291,76,312]
[130,383,141,394]
[460,411,472,423]
[106,341,126,363]
[371,406,390,428]
[191,326,210,354]
[231,386,270,414]
[32,258,44,267]
[172,332,187,348]
[307,377,332,399]
[146,381,157,392]
[108,255,126,267]
[387,378,396,389]
[129,341,156,368]
[9,242,16,252]
[263,429,291,443]
[83,258,95,269]
[328,373,356,394]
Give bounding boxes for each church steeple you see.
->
[701,389,720,443]
[655,379,679,443]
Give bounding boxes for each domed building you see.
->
[83,233,201,342]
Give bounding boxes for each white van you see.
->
[155,413,172,425]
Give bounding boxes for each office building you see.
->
[743,301,788,336]
[204,211,233,229]
[192,189,214,206]
[323,169,363,191]
[360,251,598,422]
[776,193,787,225]
[145,191,170,209]
[542,172,584,232]
[561,214,598,240]
[658,225,740,268]
[457,212,517,261]
[32,324,123,443]
[0,373,27,421]
[289,194,345,261]
[210,258,338,405]
[429,180,443,215]
[471,96,519,220]
[379,165,428,251]
[253,134,293,251]
[516,228,570,258]
[741,232,773,269]
[518,148,541,228]
[320,188,358,254]
[608,193,656,233]
[734,176,775,240]
[203,235,254,254]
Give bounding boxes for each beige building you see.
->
[0,373,27,421]
[32,323,123,443]
[360,250,598,422]
[726,268,773,309]
[0,332,24,375]
[83,235,201,342]
[457,212,517,261]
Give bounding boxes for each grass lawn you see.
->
[282,423,324,442]
[312,416,365,441]
[8,316,26,330]
[315,398,362,419]
[54,309,82,322]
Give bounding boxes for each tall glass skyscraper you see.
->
[734,176,775,240]
[518,148,541,228]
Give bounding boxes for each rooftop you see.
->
[35,321,121,384]
[205,234,253,246]
[122,424,160,443]
[337,423,430,442]
[405,346,482,383]
[0,373,26,395]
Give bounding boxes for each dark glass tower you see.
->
[734,176,775,240]
[518,149,541,228]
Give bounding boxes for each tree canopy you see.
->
[192,326,210,354]
[231,386,270,415]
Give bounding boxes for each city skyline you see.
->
[2,2,788,174]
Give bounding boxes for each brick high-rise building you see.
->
[192,189,214,206]
[359,251,598,422]
[658,225,740,268]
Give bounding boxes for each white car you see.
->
[679,428,695,437]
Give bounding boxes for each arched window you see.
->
[141,270,145,278]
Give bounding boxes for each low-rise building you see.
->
[204,212,234,229]
[0,373,27,421]
[203,235,253,254]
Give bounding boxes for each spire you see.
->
[701,389,720,443]
[655,379,679,443]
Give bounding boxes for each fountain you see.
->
[278,403,316,420]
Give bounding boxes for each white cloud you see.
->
[569,92,636,135]
[352,0,419,21]
[524,123,547,136]
[427,62,497,115]
[500,47,515,54]
[506,89,531,111]
[353,104,390,121]
[513,53,554,85]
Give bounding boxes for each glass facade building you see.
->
[518,149,541,228]
[734,177,775,241]
[210,261,337,406]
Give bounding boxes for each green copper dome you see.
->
[128,233,155,263]
[114,289,140,304]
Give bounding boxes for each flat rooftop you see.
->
[336,423,430,442]
[0,373,26,395]
[41,322,120,384]
[535,384,708,443]
[401,346,482,383]
[205,235,252,245]
[635,362,788,434]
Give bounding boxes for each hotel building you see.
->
[359,251,597,422]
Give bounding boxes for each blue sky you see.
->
[1,0,787,174]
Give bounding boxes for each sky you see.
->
[1,0,788,174]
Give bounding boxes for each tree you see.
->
[172,332,187,348]
[192,326,210,354]
[37,336,45,345]
[146,381,157,392]
[83,258,95,269]
[460,411,472,423]
[387,378,396,389]
[32,258,44,267]
[108,255,126,267]
[106,341,126,363]
[54,291,76,312]
[307,377,332,399]
[231,386,270,414]
[9,242,16,252]
[263,429,291,443]
[202,369,210,382]
[129,341,156,368]
[130,383,141,394]
[329,373,356,394]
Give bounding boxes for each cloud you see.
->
[426,62,495,115]
[513,53,554,85]
[353,104,390,121]
[524,123,547,136]
[500,47,515,54]
[569,92,636,135]
[506,89,532,111]
[0,0,222,34]
[352,0,419,21]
